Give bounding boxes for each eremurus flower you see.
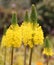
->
[21,5,44,48]
[42,36,53,65]
[43,48,53,56]
[1,12,22,48]
[43,36,53,56]
[20,4,44,65]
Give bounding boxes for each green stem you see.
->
[24,46,27,65]
[11,47,14,65]
[29,48,33,65]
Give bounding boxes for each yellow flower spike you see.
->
[1,12,22,48]
[21,5,44,65]
[21,16,44,47]
[1,11,22,65]
[21,11,33,47]
[21,22,33,46]
[33,24,44,45]
[43,48,53,56]
[6,25,22,48]
[30,4,44,46]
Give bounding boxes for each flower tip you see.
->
[12,11,17,14]
[26,10,28,13]
[46,36,48,39]
[32,4,35,7]
[32,4,36,10]
[11,11,17,25]
[24,10,29,22]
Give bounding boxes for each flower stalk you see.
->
[29,48,33,65]
[11,46,14,65]
[24,46,27,65]
[24,11,29,65]
[29,4,37,65]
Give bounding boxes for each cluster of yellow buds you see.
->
[42,37,53,56]
[1,4,53,65]
[43,48,53,56]
[21,5,44,48]
[21,22,44,48]
[1,5,44,48]
[1,12,22,48]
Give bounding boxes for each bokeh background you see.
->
[0,0,54,39]
[0,0,54,65]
